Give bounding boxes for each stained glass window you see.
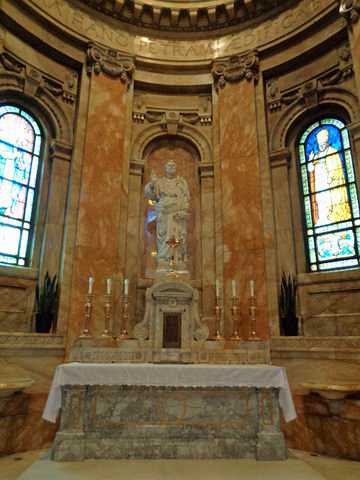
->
[0,106,42,266]
[298,118,360,271]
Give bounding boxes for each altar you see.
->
[44,363,296,461]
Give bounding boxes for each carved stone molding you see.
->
[0,333,65,348]
[266,45,354,113]
[86,43,134,86]
[212,51,259,90]
[0,46,23,74]
[199,163,215,178]
[49,140,73,162]
[0,46,77,106]
[130,159,144,176]
[133,95,212,130]
[340,0,360,24]
[78,0,291,34]
[269,149,291,168]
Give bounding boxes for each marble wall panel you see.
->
[219,81,268,339]
[0,278,36,332]
[67,75,127,343]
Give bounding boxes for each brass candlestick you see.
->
[166,236,181,277]
[80,293,93,337]
[248,294,260,341]
[120,294,129,338]
[102,293,112,336]
[230,296,241,340]
[214,296,223,340]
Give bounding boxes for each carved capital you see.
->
[212,51,259,90]
[340,0,360,24]
[86,43,134,86]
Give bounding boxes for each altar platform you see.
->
[44,363,296,462]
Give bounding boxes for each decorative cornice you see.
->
[86,43,134,86]
[132,95,212,129]
[0,45,77,105]
[266,44,353,113]
[340,0,360,24]
[78,0,291,34]
[212,51,259,89]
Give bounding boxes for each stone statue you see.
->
[144,160,190,270]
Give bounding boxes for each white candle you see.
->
[124,278,129,296]
[215,280,220,298]
[250,280,255,297]
[106,278,112,295]
[88,276,94,294]
[231,280,236,298]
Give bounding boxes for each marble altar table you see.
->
[44,363,296,461]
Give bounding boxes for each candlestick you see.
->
[124,278,129,296]
[120,291,129,339]
[88,276,94,295]
[248,290,260,341]
[106,278,112,295]
[250,279,255,298]
[230,296,241,340]
[231,280,236,298]
[213,294,223,340]
[102,293,112,336]
[215,279,220,298]
[80,293,93,337]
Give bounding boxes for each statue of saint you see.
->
[144,160,190,269]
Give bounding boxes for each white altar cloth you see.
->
[43,363,296,423]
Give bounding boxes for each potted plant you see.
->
[35,272,59,333]
[279,272,298,336]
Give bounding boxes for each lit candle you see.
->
[124,278,129,296]
[231,280,236,298]
[106,278,112,295]
[88,276,94,295]
[250,280,255,298]
[215,279,220,298]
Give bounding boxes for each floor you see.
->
[0,449,359,480]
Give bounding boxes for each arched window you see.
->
[298,118,360,271]
[0,105,42,266]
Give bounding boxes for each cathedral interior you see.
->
[1,0,360,478]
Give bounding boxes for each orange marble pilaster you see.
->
[67,74,128,346]
[218,80,269,339]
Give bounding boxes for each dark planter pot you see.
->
[280,315,299,336]
[35,313,54,333]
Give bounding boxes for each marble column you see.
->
[199,165,216,322]
[217,75,269,339]
[67,70,130,345]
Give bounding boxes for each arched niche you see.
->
[141,135,201,279]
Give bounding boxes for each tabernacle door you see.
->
[163,313,181,348]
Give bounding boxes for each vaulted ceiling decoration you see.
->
[78,0,296,33]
